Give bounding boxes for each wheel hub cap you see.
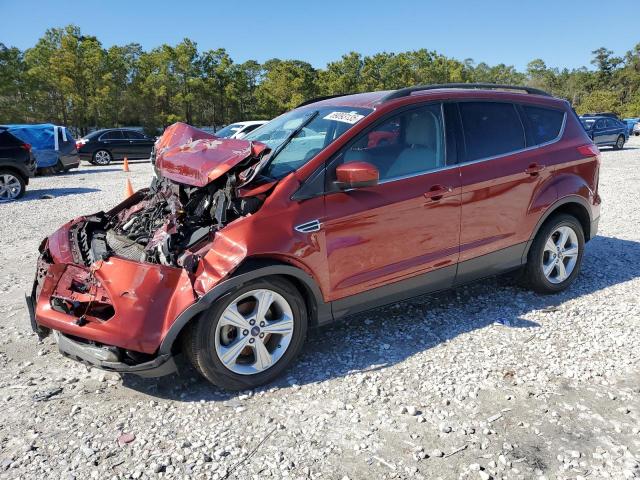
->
[542,225,579,284]
[214,289,294,375]
[0,174,21,202]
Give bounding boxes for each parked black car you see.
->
[0,127,37,202]
[76,129,155,165]
[580,115,628,149]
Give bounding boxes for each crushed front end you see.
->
[26,123,274,376]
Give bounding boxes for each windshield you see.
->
[245,106,372,178]
[580,119,596,128]
[216,124,243,138]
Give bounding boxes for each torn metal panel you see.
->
[155,122,269,187]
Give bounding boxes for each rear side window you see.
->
[459,102,525,161]
[101,130,124,140]
[0,130,23,147]
[124,130,145,139]
[522,105,565,145]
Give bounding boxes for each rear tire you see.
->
[613,135,625,150]
[185,277,307,390]
[92,150,112,165]
[523,214,585,294]
[0,170,25,202]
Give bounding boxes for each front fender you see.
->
[159,259,332,355]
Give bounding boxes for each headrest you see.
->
[405,112,436,146]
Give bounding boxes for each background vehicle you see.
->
[0,127,37,202]
[76,128,155,165]
[634,122,640,136]
[29,84,601,390]
[1,124,79,173]
[580,115,627,149]
[215,121,268,139]
[623,118,639,136]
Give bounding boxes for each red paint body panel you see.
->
[35,221,196,354]
[155,123,268,187]
[323,169,461,299]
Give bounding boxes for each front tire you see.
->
[185,277,308,390]
[92,149,112,165]
[613,135,625,150]
[523,214,585,294]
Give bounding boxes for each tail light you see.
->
[20,143,31,151]
[577,143,600,159]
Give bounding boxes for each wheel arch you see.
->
[159,258,331,356]
[0,162,29,183]
[522,195,593,261]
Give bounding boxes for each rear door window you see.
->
[124,130,145,139]
[522,105,565,145]
[459,102,525,161]
[0,130,23,147]
[101,130,125,140]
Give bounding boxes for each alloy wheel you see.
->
[0,174,22,202]
[94,150,111,165]
[541,226,580,284]
[214,289,295,375]
[616,136,624,149]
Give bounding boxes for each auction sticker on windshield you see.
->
[323,111,365,124]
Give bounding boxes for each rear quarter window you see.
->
[459,102,525,161]
[522,105,565,145]
[0,130,23,147]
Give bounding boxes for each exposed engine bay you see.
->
[66,122,275,271]
[71,173,264,270]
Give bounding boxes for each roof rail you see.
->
[296,93,350,108]
[380,83,552,103]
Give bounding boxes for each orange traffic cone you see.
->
[124,178,134,198]
[123,156,130,172]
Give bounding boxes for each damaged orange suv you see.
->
[27,84,601,390]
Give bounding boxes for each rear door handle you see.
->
[423,184,451,201]
[525,163,545,176]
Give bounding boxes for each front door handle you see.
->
[525,163,546,176]
[423,184,451,201]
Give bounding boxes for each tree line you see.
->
[1,25,639,135]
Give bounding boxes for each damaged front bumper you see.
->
[25,295,177,377]
[27,219,200,377]
[25,293,177,377]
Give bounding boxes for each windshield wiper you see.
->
[266,110,319,165]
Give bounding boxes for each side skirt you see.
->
[329,242,528,323]
[454,242,527,286]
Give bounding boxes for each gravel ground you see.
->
[1,138,639,480]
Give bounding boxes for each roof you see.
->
[300,85,564,110]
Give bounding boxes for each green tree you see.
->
[575,89,622,115]
[0,43,28,122]
[256,59,317,117]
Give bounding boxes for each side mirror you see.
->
[335,161,379,190]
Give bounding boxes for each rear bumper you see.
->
[78,151,93,161]
[60,153,80,169]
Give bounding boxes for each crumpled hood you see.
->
[155,122,269,187]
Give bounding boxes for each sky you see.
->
[1,0,637,71]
